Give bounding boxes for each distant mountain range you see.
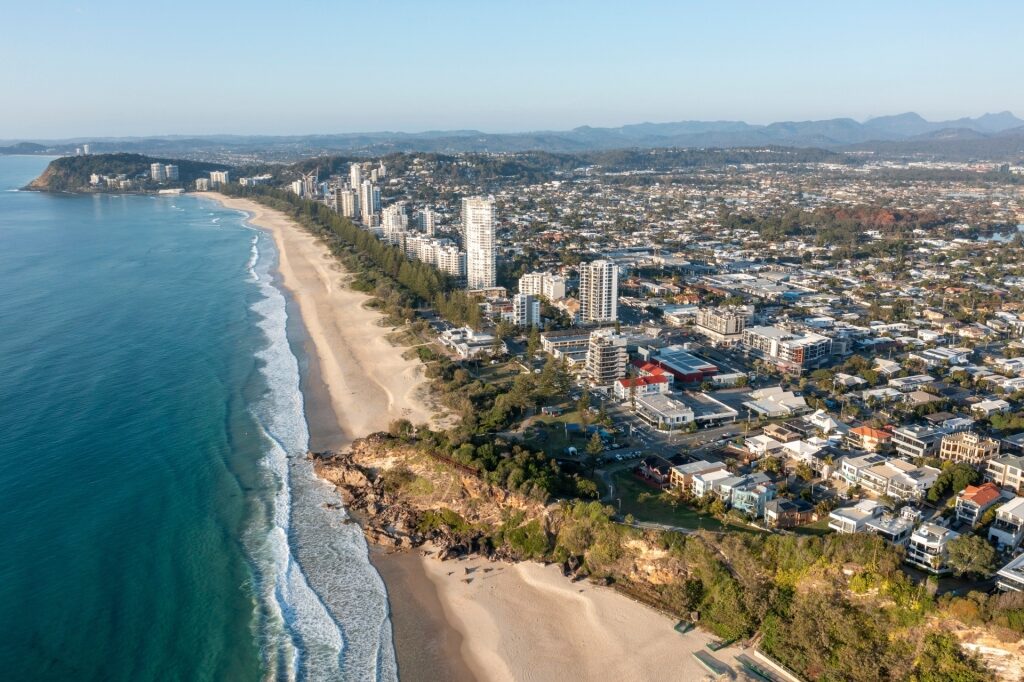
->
[4,112,1024,160]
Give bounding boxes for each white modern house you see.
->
[988,497,1024,549]
[905,522,960,574]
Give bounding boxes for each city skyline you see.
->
[2,1,1023,138]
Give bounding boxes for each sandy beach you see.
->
[206,193,436,452]
[202,192,742,681]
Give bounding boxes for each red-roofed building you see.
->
[614,374,671,401]
[955,482,1004,528]
[845,425,893,453]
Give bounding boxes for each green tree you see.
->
[945,535,996,578]
[584,432,604,477]
[526,326,541,357]
[577,387,591,429]
[928,463,980,503]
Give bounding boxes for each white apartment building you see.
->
[578,260,618,323]
[695,306,750,346]
[164,165,179,181]
[359,181,381,222]
[512,293,541,328]
[586,329,627,386]
[382,204,408,243]
[349,163,361,190]
[741,326,832,372]
[337,188,359,218]
[150,163,165,181]
[209,170,230,187]
[418,207,436,236]
[436,244,467,279]
[463,196,496,290]
[519,271,567,301]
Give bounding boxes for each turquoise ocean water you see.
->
[0,156,395,681]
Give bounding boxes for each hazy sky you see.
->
[2,0,1022,139]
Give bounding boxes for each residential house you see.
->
[865,511,916,546]
[745,434,785,458]
[859,458,940,502]
[692,469,733,498]
[845,425,892,452]
[828,499,884,534]
[744,387,809,418]
[905,523,960,574]
[764,498,815,529]
[996,553,1024,592]
[972,399,1011,418]
[954,483,1004,528]
[837,453,887,486]
[669,460,726,492]
[803,409,845,435]
[986,454,1024,494]
[763,422,802,443]
[892,425,945,460]
[938,431,1000,467]
[989,497,1024,549]
[732,483,776,518]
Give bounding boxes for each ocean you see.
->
[0,156,396,681]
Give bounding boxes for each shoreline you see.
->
[201,192,472,681]
[201,192,743,682]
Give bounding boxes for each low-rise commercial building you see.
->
[694,306,750,346]
[741,325,832,372]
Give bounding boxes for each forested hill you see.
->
[25,153,229,192]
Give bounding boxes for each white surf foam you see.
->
[246,234,260,282]
[244,233,398,681]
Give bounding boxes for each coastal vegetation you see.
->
[26,153,227,192]
[322,436,1001,682]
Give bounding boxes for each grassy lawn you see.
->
[472,361,521,386]
[612,472,724,531]
[794,517,832,536]
[523,416,595,458]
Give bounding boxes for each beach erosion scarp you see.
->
[201,192,739,682]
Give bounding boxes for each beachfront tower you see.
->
[350,163,362,190]
[463,196,496,290]
[579,260,619,323]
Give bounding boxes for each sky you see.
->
[2,0,1022,139]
